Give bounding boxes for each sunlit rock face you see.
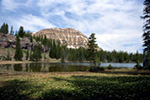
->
[33,28,89,49]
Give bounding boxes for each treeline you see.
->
[66,49,142,63]
[0,23,32,38]
[97,50,142,63]
[0,23,143,63]
[33,35,67,61]
[0,23,9,35]
[34,34,143,63]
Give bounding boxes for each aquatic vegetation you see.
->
[107,64,114,69]
[133,63,143,70]
[89,66,105,72]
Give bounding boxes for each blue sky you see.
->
[0,0,144,53]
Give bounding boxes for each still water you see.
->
[0,63,142,72]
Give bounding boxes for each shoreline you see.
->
[0,61,35,64]
[0,61,55,64]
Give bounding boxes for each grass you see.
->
[0,70,150,100]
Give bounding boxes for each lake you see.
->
[0,63,142,72]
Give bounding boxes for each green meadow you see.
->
[0,69,150,100]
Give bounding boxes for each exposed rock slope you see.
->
[0,34,49,52]
[33,28,89,49]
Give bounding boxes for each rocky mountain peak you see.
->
[33,28,89,49]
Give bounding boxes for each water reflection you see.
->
[14,64,23,71]
[0,63,141,72]
[0,63,87,72]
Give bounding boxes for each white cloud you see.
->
[1,0,17,11]
[12,14,56,32]
[1,0,30,11]
[0,0,144,53]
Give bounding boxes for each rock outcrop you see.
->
[0,34,49,52]
[33,28,89,49]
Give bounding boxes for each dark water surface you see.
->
[0,63,142,72]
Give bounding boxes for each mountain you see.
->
[33,28,101,49]
[33,28,88,49]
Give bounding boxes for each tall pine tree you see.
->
[10,26,14,34]
[0,23,9,35]
[14,35,23,61]
[87,33,98,65]
[49,40,56,58]
[142,0,150,67]
[18,26,25,38]
[31,43,42,61]
[56,40,61,59]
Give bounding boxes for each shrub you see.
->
[107,64,113,69]
[133,63,143,70]
[89,66,105,72]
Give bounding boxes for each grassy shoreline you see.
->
[0,69,150,100]
[0,60,61,64]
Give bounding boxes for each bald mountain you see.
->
[33,28,90,49]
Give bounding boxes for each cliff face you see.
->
[33,28,89,49]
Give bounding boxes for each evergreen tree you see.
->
[134,51,140,63]
[31,43,42,61]
[42,35,48,45]
[10,26,14,34]
[25,30,32,37]
[5,23,8,34]
[56,41,61,59]
[18,26,25,38]
[61,49,65,63]
[49,40,56,58]
[118,51,124,63]
[14,35,23,61]
[0,23,9,35]
[87,33,98,65]
[79,47,84,62]
[142,0,150,67]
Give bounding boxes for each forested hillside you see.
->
[0,23,143,63]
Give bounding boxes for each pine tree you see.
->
[61,49,65,63]
[42,35,48,45]
[56,41,61,59]
[10,26,14,34]
[5,23,8,34]
[49,40,56,58]
[79,47,84,62]
[0,23,9,35]
[87,33,98,65]
[14,35,23,61]
[18,26,25,38]
[31,43,42,61]
[142,0,150,67]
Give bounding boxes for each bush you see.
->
[144,66,150,70]
[107,64,113,69]
[89,66,105,72]
[133,63,143,70]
